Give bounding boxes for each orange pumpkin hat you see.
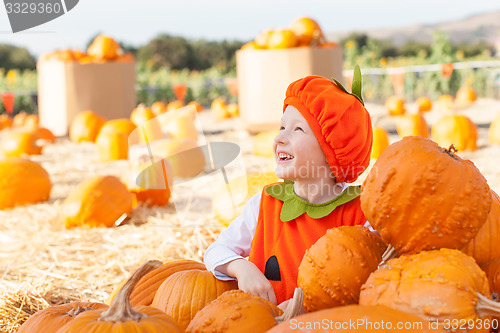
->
[283,72,372,183]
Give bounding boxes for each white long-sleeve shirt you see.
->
[204,182,377,280]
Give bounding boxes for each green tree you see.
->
[137,34,193,70]
[0,44,36,71]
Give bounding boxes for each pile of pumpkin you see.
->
[0,100,211,228]
[241,17,337,50]
[38,34,134,63]
[373,85,500,159]
[16,135,500,332]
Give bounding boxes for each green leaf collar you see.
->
[265,181,361,222]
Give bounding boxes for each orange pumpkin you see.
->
[456,85,477,108]
[186,290,283,333]
[57,261,183,333]
[0,129,43,157]
[416,96,432,113]
[96,131,128,161]
[212,172,279,227]
[241,41,265,50]
[87,34,121,61]
[151,101,167,116]
[461,189,500,267]
[436,94,455,111]
[361,136,491,255]
[431,114,477,151]
[150,138,205,178]
[99,119,136,138]
[151,269,239,330]
[290,17,323,46]
[124,155,174,207]
[108,259,207,307]
[69,110,106,143]
[396,113,430,138]
[18,302,108,333]
[166,100,184,112]
[268,304,448,333]
[0,158,51,210]
[187,101,203,113]
[130,104,155,127]
[267,29,298,49]
[211,98,229,120]
[163,114,198,141]
[482,258,500,295]
[385,96,406,116]
[489,112,500,145]
[23,114,39,130]
[298,226,386,312]
[60,175,133,229]
[370,126,390,159]
[0,114,12,130]
[34,127,56,143]
[255,29,273,48]
[359,249,499,332]
[12,111,27,127]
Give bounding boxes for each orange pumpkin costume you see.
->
[249,73,373,303]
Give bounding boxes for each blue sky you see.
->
[1,0,500,56]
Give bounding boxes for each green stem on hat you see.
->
[331,64,364,106]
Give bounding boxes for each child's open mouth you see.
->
[277,152,294,162]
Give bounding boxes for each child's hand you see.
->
[221,258,277,305]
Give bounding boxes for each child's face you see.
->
[273,105,332,182]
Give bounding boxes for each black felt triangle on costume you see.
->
[264,255,281,281]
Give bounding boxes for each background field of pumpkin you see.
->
[1,95,500,331]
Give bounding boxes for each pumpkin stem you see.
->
[379,244,398,268]
[99,260,162,322]
[444,145,459,159]
[476,292,500,317]
[66,306,94,317]
[275,288,304,323]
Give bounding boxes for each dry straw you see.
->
[0,128,271,330]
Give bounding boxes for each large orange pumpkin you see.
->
[108,259,207,307]
[186,290,283,333]
[370,126,390,159]
[456,85,477,108]
[69,110,106,143]
[361,136,491,255]
[268,304,447,332]
[150,138,205,179]
[96,131,128,161]
[489,113,500,145]
[416,96,432,113]
[0,129,43,157]
[267,29,298,49]
[124,155,174,207]
[431,114,478,151]
[482,258,500,295]
[57,261,183,333]
[87,34,121,61]
[212,172,279,227]
[99,118,136,138]
[0,158,51,210]
[289,17,323,46]
[297,226,386,312]
[0,114,12,130]
[18,302,108,333]
[60,175,133,229]
[461,189,500,267]
[385,96,406,116]
[151,269,238,330]
[359,249,499,332]
[396,113,430,138]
